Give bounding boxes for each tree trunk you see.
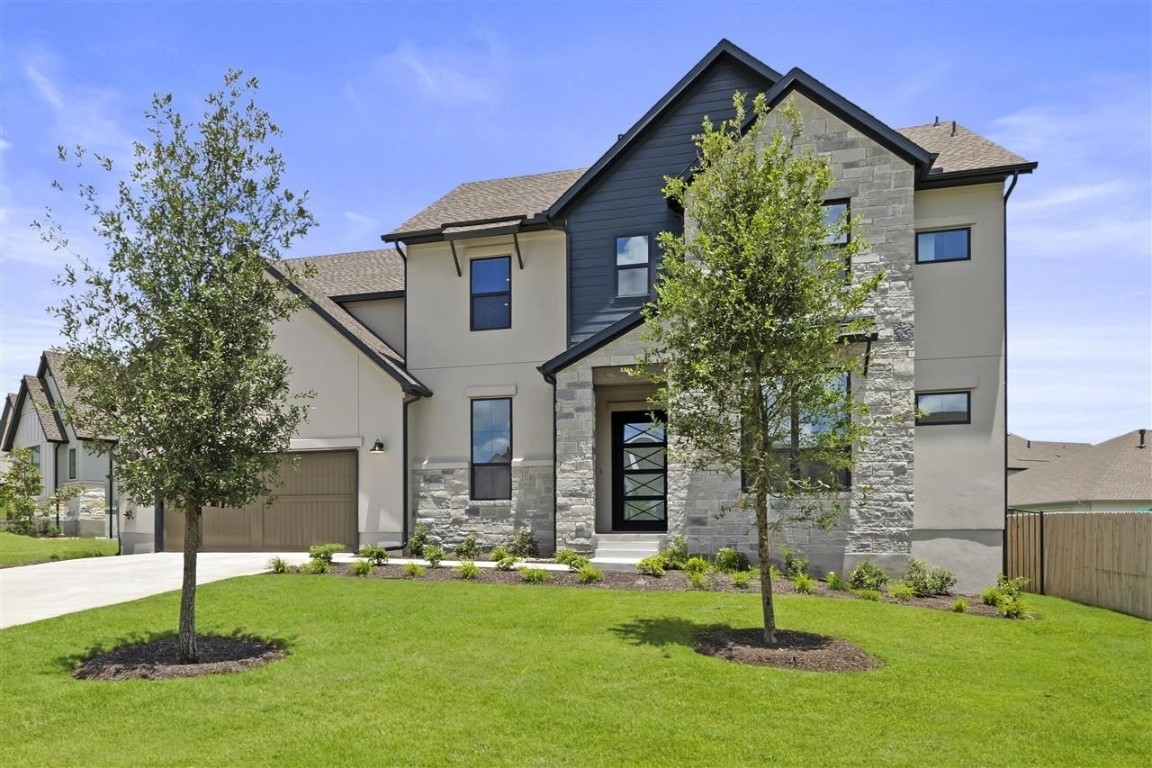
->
[178,500,201,663]
[756,490,777,644]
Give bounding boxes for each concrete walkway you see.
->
[0,551,312,629]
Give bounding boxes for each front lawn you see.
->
[0,531,119,568]
[0,576,1148,767]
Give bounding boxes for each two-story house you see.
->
[118,40,1033,591]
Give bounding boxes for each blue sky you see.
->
[1,1,1148,443]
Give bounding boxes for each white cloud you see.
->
[341,211,379,250]
[377,39,502,107]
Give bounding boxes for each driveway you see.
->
[0,551,311,629]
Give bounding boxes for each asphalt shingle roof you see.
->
[281,249,405,297]
[41,350,98,440]
[1008,430,1152,507]
[22,374,67,443]
[0,392,16,446]
[1007,433,1091,472]
[898,122,1032,175]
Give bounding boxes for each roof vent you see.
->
[1140,429,1147,449]
[951,120,957,137]
[933,116,939,126]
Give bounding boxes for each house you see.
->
[0,351,115,537]
[1007,433,1090,475]
[117,40,1034,591]
[1009,429,1152,512]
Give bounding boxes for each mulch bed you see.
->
[694,627,882,671]
[73,635,285,681]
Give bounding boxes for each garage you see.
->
[163,451,358,552]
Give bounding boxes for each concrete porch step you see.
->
[591,533,664,569]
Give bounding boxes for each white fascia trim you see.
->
[289,437,363,451]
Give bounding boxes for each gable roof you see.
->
[548,39,782,218]
[1008,429,1152,507]
[21,374,67,444]
[1007,433,1091,472]
[0,392,17,449]
[900,121,1037,184]
[539,311,645,381]
[281,249,405,300]
[40,350,97,440]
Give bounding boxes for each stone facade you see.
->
[413,463,554,554]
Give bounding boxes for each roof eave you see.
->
[539,311,647,380]
[916,162,1038,190]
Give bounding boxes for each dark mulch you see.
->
[694,627,882,672]
[73,635,285,681]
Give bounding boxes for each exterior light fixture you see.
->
[369,439,387,454]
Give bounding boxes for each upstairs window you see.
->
[916,391,971,425]
[916,228,970,263]
[471,256,511,330]
[823,200,850,245]
[68,448,77,479]
[615,235,650,297]
[471,398,512,500]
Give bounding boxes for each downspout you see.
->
[1001,171,1018,576]
[388,392,419,554]
[550,375,559,555]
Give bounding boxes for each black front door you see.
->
[612,410,667,531]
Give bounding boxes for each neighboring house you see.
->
[0,352,114,536]
[118,40,1035,590]
[1007,433,1090,476]
[1009,429,1152,512]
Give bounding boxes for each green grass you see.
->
[0,531,119,567]
[1,577,1149,767]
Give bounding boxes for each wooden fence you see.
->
[1007,511,1151,619]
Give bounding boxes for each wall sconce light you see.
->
[369,439,387,454]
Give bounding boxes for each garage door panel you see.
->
[263,498,356,551]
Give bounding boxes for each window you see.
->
[615,235,650,297]
[68,448,77,479]
[916,391,971,425]
[916,228,970,263]
[28,446,42,494]
[470,256,511,330]
[471,398,512,500]
[823,200,850,245]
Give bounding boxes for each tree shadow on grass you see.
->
[609,616,729,651]
[55,627,295,674]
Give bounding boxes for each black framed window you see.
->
[471,398,512,500]
[470,256,511,330]
[916,228,970,263]
[916,391,971,425]
[28,446,42,494]
[68,448,77,479]
[615,235,650,297]
[823,200,850,245]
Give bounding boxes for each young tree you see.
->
[639,95,881,643]
[37,71,316,662]
[0,448,47,535]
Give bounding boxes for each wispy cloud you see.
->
[376,39,503,108]
[341,211,378,249]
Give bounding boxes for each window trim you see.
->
[68,447,77,480]
[915,227,971,264]
[823,199,851,280]
[915,390,972,426]
[614,233,652,298]
[470,397,512,501]
[469,255,512,331]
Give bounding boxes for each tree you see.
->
[638,94,881,643]
[0,448,46,534]
[37,71,316,662]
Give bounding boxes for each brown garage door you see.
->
[164,451,357,552]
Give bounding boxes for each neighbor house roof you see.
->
[0,392,17,448]
[898,122,1037,181]
[21,374,67,443]
[1008,430,1152,507]
[40,350,97,440]
[281,249,405,299]
[1007,433,1091,472]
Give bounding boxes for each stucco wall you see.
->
[343,297,405,356]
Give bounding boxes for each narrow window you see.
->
[68,448,77,479]
[916,228,971,263]
[916,391,972,425]
[471,398,512,500]
[470,256,511,330]
[29,446,42,495]
[823,200,850,245]
[615,235,650,297]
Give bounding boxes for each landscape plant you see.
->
[576,564,604,584]
[407,523,431,557]
[351,559,373,577]
[713,547,748,574]
[519,567,550,584]
[357,544,389,566]
[423,545,445,569]
[308,543,343,564]
[663,535,689,569]
[506,530,539,558]
[403,563,425,579]
[636,555,666,577]
[825,571,846,591]
[0,449,48,536]
[849,560,888,591]
[454,534,481,560]
[456,561,480,580]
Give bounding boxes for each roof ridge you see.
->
[456,167,587,187]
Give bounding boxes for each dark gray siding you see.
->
[565,57,775,344]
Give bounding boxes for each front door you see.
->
[612,410,667,531]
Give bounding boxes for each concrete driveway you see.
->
[0,551,311,629]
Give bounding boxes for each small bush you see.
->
[981,587,1002,607]
[302,558,330,575]
[519,567,550,584]
[403,563,425,579]
[849,560,888,591]
[488,545,510,562]
[565,554,590,572]
[357,544,389,566]
[663,535,689,570]
[636,555,666,577]
[995,596,1031,619]
[687,570,710,590]
[495,556,519,572]
[853,588,882,602]
[781,547,810,578]
[267,556,292,574]
[683,556,710,575]
[905,557,958,596]
[577,564,604,584]
[456,560,480,580]
[408,523,431,557]
[554,548,581,566]
[951,597,969,613]
[981,574,1032,618]
[352,558,373,577]
[825,571,846,591]
[997,573,1029,598]
[423,545,445,568]
[454,534,481,560]
[769,565,784,582]
[731,570,752,589]
[791,573,816,594]
[888,580,915,602]
[308,543,343,564]
[714,547,748,573]
[506,530,539,558]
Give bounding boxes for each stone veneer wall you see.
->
[413,464,554,554]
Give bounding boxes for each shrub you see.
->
[495,556,519,572]
[888,580,915,602]
[636,555,666,577]
[981,587,1002,607]
[781,547,809,578]
[267,556,292,574]
[951,597,969,613]
[577,564,604,584]
[825,571,846,591]
[403,563,425,579]
[554,548,581,566]
[565,554,590,572]
[683,556,710,575]
[714,547,748,573]
[853,588,882,602]
[687,570,710,590]
[423,545,445,568]
[454,534,482,560]
[791,573,816,594]
[905,557,958,596]
[308,543,343,564]
[997,573,1029,598]
[995,595,1031,619]
[358,544,389,566]
[519,567,550,584]
[456,560,480,580]
[408,523,431,558]
[849,560,888,591]
[506,530,539,558]
[488,545,510,562]
[769,565,784,582]
[980,574,1032,618]
[731,570,752,589]
[352,558,373,577]
[663,535,689,570]
[302,558,330,575]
